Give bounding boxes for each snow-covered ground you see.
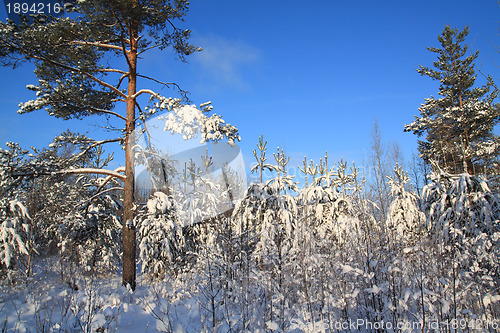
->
[0,263,204,333]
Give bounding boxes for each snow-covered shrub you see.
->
[293,158,353,324]
[256,174,298,260]
[298,167,349,241]
[232,183,264,248]
[0,199,31,271]
[235,148,299,330]
[58,193,122,276]
[386,164,426,245]
[422,168,500,243]
[0,142,33,277]
[418,167,500,323]
[0,136,124,278]
[183,161,223,229]
[82,195,122,275]
[137,192,184,279]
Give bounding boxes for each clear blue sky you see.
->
[1,0,499,178]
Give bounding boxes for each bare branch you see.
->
[77,186,125,208]
[89,107,127,121]
[58,168,126,180]
[136,73,190,101]
[98,68,129,75]
[117,74,128,90]
[69,40,124,52]
[114,14,133,70]
[134,100,153,150]
[73,138,123,161]
[130,89,159,99]
[137,43,161,55]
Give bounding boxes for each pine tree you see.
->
[0,0,239,289]
[405,25,500,175]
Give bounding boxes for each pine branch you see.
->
[98,68,129,75]
[12,167,126,181]
[68,40,125,52]
[131,89,160,99]
[30,52,127,99]
[0,37,128,99]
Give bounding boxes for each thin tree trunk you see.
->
[122,20,138,290]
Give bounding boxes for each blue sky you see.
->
[1,0,500,180]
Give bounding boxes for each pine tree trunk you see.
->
[467,158,474,175]
[122,21,138,290]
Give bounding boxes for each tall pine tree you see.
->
[0,0,239,289]
[405,25,500,175]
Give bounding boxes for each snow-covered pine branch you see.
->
[421,166,500,243]
[144,95,240,146]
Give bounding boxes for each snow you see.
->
[364,285,381,295]
[0,270,206,333]
[266,320,279,330]
[2,137,500,332]
[150,96,239,147]
[483,294,500,308]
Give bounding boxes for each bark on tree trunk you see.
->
[466,158,474,175]
[122,25,138,290]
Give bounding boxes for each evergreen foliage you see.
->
[405,25,500,175]
[0,0,239,289]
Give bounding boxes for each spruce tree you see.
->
[0,0,239,289]
[405,25,500,175]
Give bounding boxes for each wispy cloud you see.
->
[192,35,261,90]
